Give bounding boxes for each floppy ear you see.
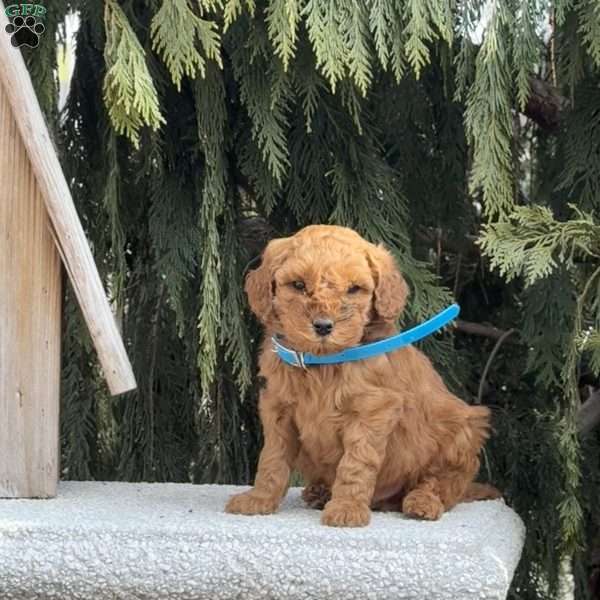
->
[244,237,291,324]
[366,244,409,322]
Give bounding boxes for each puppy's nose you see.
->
[313,318,334,337]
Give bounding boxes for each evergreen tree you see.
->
[22,1,600,597]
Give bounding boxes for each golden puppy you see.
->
[226,225,498,527]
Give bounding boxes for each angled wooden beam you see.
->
[0,3,136,396]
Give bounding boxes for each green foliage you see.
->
[223,0,256,29]
[265,0,300,71]
[513,0,546,110]
[195,63,228,394]
[303,0,352,93]
[578,0,600,68]
[403,0,452,79]
[481,203,600,558]
[103,0,164,147]
[27,1,600,598]
[558,81,600,209]
[479,205,600,285]
[150,0,222,91]
[521,271,576,389]
[464,1,514,219]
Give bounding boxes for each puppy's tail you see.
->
[462,482,503,502]
[468,405,493,446]
[464,406,502,502]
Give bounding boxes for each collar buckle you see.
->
[272,337,307,370]
[293,350,307,370]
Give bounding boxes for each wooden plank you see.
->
[0,84,60,498]
[0,3,136,396]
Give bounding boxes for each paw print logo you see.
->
[5,16,45,49]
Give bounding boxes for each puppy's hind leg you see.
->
[462,482,502,502]
[296,450,332,509]
[402,460,479,521]
[301,481,331,509]
[402,479,446,520]
[403,402,493,520]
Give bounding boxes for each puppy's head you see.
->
[245,225,409,354]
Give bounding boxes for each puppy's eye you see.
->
[347,285,362,294]
[291,281,306,291]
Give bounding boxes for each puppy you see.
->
[226,225,498,527]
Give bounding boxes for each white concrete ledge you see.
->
[0,482,525,600]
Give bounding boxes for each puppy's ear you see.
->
[366,244,409,322]
[245,237,291,324]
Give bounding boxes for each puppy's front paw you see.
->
[321,499,370,527]
[402,489,444,520]
[225,491,279,515]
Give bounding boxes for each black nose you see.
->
[313,318,334,337]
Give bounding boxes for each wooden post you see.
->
[0,3,136,396]
[0,85,61,498]
[0,2,137,497]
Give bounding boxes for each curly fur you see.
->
[226,225,499,527]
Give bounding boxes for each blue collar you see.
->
[272,304,460,368]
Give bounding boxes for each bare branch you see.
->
[476,329,517,404]
[455,320,520,343]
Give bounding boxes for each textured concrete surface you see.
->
[0,481,525,599]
